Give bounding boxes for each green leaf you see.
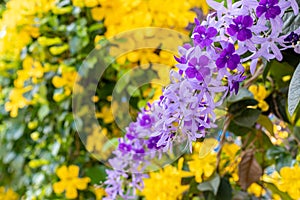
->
[197,173,220,195]
[216,178,232,200]
[257,115,274,136]
[228,121,253,136]
[288,63,300,116]
[228,99,258,115]
[232,109,261,128]
[226,88,254,106]
[38,105,50,121]
[85,166,107,184]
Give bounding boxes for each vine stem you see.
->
[216,114,232,172]
[244,62,265,88]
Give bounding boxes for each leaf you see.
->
[288,63,300,116]
[228,121,253,136]
[38,105,50,121]
[226,88,254,106]
[282,2,300,35]
[197,173,220,195]
[232,109,261,128]
[216,178,232,200]
[257,115,274,136]
[238,150,262,190]
[85,166,107,184]
[228,99,258,115]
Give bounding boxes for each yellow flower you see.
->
[247,183,266,197]
[277,165,300,199]
[188,139,218,183]
[52,66,79,101]
[219,143,241,182]
[53,165,91,199]
[0,187,19,200]
[5,86,32,117]
[93,186,106,200]
[248,85,269,112]
[96,102,118,124]
[142,158,192,200]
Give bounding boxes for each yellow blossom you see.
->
[248,85,269,112]
[142,158,192,200]
[0,187,19,200]
[5,86,32,117]
[53,165,91,199]
[219,143,241,182]
[277,165,300,199]
[96,102,118,124]
[247,183,266,197]
[187,139,218,183]
[93,186,106,200]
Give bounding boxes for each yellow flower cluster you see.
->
[219,143,241,182]
[187,138,218,183]
[142,158,192,200]
[277,165,300,199]
[0,0,54,63]
[0,187,18,200]
[249,85,269,112]
[72,0,208,37]
[53,165,91,199]
[52,66,79,102]
[5,57,47,117]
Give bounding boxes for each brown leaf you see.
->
[238,149,262,190]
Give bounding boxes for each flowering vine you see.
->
[103,0,300,199]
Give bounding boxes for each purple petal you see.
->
[233,15,243,24]
[242,15,253,27]
[226,43,235,54]
[237,29,252,41]
[256,6,266,18]
[202,38,213,47]
[199,55,210,66]
[231,54,241,64]
[185,67,197,78]
[206,27,218,37]
[259,0,268,5]
[227,25,238,36]
[265,6,281,19]
[188,57,197,67]
[216,57,226,69]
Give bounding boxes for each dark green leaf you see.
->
[232,109,261,128]
[216,178,232,200]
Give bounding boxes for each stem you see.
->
[244,62,264,88]
[216,114,232,172]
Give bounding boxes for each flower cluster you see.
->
[104,0,300,199]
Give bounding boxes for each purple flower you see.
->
[227,15,253,41]
[256,0,281,20]
[118,143,132,154]
[284,31,300,45]
[192,25,217,48]
[216,43,240,70]
[185,56,211,81]
[139,114,152,127]
[147,136,162,149]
